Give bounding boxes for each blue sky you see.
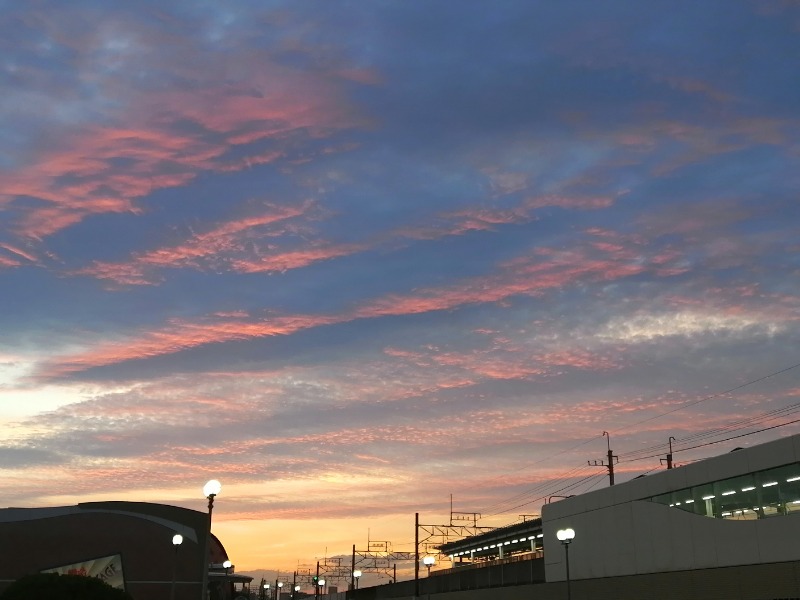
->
[1,0,799,580]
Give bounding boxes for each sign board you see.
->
[42,553,125,590]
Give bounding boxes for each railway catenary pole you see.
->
[414,512,420,599]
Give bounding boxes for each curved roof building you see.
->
[0,501,237,600]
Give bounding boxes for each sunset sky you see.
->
[2,0,800,586]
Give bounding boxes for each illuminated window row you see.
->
[451,534,544,557]
[650,462,800,520]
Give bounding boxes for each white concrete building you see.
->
[543,433,800,585]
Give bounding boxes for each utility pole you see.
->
[414,512,420,599]
[667,436,675,469]
[315,561,320,600]
[660,436,676,469]
[588,431,618,486]
[351,544,356,592]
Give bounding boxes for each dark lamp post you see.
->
[170,534,183,600]
[556,528,576,600]
[201,479,221,600]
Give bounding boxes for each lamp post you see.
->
[353,570,362,589]
[277,581,284,600]
[171,534,183,600]
[556,528,576,600]
[318,578,326,597]
[423,556,435,576]
[203,479,222,525]
[201,480,221,600]
[264,583,270,600]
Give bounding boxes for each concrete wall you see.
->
[542,434,800,582]
[329,560,800,600]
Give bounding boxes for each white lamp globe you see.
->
[203,479,222,497]
[556,528,576,542]
[172,534,183,546]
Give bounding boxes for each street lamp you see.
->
[423,555,435,576]
[353,570,362,589]
[264,583,270,600]
[170,534,183,600]
[204,479,222,522]
[277,581,284,599]
[201,480,221,600]
[318,578,326,594]
[556,528,576,600]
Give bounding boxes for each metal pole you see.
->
[351,544,356,591]
[565,542,571,600]
[604,431,615,486]
[200,495,215,600]
[315,561,320,600]
[170,544,179,600]
[414,513,419,599]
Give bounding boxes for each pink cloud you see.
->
[2,33,361,241]
[395,194,615,241]
[230,243,366,274]
[74,203,337,284]
[37,232,677,377]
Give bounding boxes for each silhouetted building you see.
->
[0,501,248,599]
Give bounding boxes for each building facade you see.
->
[542,433,800,597]
[0,501,234,599]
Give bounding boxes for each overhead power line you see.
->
[610,360,800,437]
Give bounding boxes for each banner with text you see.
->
[43,553,125,590]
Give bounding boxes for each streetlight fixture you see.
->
[264,582,270,600]
[556,528,576,600]
[423,555,436,576]
[203,479,222,521]
[318,578,326,594]
[170,534,183,600]
[277,581,284,599]
[353,570,362,589]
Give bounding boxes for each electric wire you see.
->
[618,401,800,462]
[610,360,800,439]
[396,361,800,555]
[475,462,596,515]
[488,472,607,517]
[618,417,800,464]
